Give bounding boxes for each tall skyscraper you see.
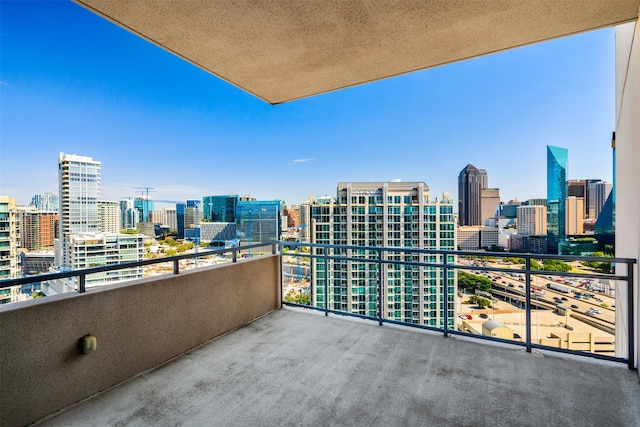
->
[56,153,101,267]
[203,195,238,222]
[134,197,154,223]
[546,145,568,253]
[458,164,487,226]
[310,181,456,327]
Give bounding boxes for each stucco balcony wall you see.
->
[0,255,281,427]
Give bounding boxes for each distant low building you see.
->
[482,320,513,340]
[457,226,498,250]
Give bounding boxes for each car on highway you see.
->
[571,304,579,309]
[458,314,472,320]
[480,313,489,319]
[513,333,522,339]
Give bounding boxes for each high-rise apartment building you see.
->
[30,193,59,212]
[565,196,584,235]
[56,153,101,267]
[517,205,547,236]
[98,201,120,233]
[299,200,311,242]
[43,233,144,294]
[0,196,19,279]
[310,181,456,328]
[546,145,568,253]
[18,209,58,251]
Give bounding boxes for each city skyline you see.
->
[1,1,615,207]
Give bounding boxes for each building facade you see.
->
[203,195,238,223]
[310,181,456,328]
[565,196,584,235]
[98,201,120,233]
[235,200,281,244]
[30,193,59,212]
[57,153,101,267]
[546,145,568,253]
[0,196,19,279]
[45,233,144,294]
[458,164,487,226]
[18,209,58,251]
[517,205,547,236]
[457,226,498,250]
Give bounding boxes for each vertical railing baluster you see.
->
[173,259,179,275]
[79,274,86,293]
[443,253,449,338]
[525,257,532,353]
[377,248,383,326]
[324,248,329,317]
[627,261,635,370]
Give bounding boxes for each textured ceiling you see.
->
[75,0,640,104]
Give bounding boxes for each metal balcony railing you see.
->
[280,242,636,370]
[1,241,636,369]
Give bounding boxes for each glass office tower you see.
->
[203,195,238,222]
[546,145,568,254]
[235,200,281,244]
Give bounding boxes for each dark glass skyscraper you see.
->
[203,195,238,223]
[546,145,568,253]
[458,164,487,226]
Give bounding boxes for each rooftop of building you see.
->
[37,306,640,426]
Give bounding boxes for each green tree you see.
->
[284,291,311,305]
[469,295,491,308]
[458,271,492,292]
[541,259,571,272]
[31,291,45,299]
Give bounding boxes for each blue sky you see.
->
[1,1,615,208]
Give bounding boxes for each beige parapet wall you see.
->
[0,255,282,427]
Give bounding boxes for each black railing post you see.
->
[79,274,86,293]
[377,248,383,326]
[443,253,449,338]
[232,248,237,263]
[324,249,329,317]
[173,259,179,275]
[628,261,635,370]
[525,257,532,353]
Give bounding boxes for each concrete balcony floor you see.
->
[38,307,640,427]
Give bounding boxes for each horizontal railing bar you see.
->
[0,242,275,289]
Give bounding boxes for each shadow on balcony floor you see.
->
[38,307,639,427]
